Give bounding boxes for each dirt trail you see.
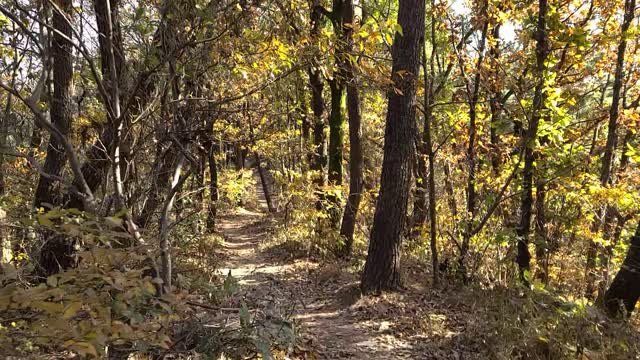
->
[215,173,417,359]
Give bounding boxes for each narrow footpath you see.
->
[215,173,419,359]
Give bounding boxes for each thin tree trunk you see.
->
[423,10,439,285]
[361,0,424,294]
[516,0,549,285]
[206,142,219,232]
[488,24,502,176]
[328,81,345,185]
[255,153,275,213]
[534,178,548,283]
[159,155,189,294]
[309,2,327,192]
[410,0,439,236]
[338,0,363,257]
[0,25,19,196]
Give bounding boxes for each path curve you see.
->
[216,171,417,359]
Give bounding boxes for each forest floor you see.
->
[212,175,495,359]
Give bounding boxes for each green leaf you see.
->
[395,23,403,36]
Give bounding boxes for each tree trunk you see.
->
[603,222,640,317]
[516,0,549,285]
[33,0,75,277]
[33,0,73,209]
[360,0,424,294]
[488,24,503,176]
[255,153,275,213]
[0,29,19,196]
[309,3,327,191]
[328,81,345,186]
[326,80,345,226]
[66,0,157,211]
[410,4,438,235]
[206,142,219,232]
[65,0,125,211]
[136,81,171,224]
[585,0,635,297]
[159,155,188,294]
[534,179,548,283]
[337,0,363,257]
[423,11,439,285]
[0,208,11,270]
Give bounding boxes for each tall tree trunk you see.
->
[585,0,635,297]
[326,0,348,189]
[309,2,327,192]
[360,0,424,294]
[326,81,345,227]
[488,24,502,175]
[603,222,640,317]
[410,0,438,236]
[34,0,75,277]
[159,155,189,294]
[328,81,345,185]
[516,0,549,285]
[338,0,363,257]
[0,26,19,196]
[459,6,489,281]
[33,0,73,209]
[423,8,439,285]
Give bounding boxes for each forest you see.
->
[0,0,639,358]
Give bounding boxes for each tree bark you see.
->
[159,155,189,294]
[0,27,19,196]
[423,10,439,285]
[488,24,503,176]
[206,142,219,232]
[516,0,549,285]
[33,0,75,277]
[603,222,640,317]
[410,0,438,236]
[361,0,424,294]
[328,81,345,186]
[309,2,327,191]
[33,0,74,209]
[337,0,363,257]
